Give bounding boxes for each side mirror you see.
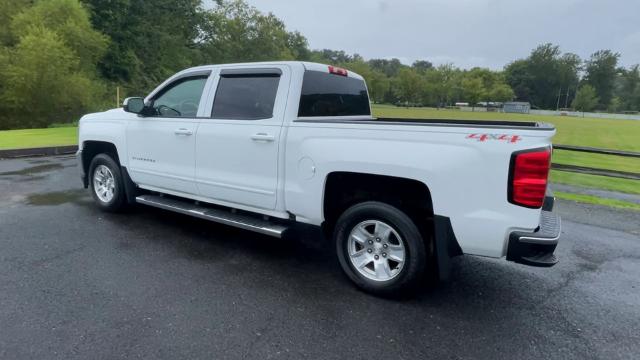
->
[123,97,146,114]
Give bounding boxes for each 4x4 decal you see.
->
[466,133,522,143]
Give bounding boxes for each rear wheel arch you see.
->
[322,171,435,232]
[321,172,440,289]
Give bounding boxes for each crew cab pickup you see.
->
[77,61,561,295]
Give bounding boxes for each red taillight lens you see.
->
[509,148,551,208]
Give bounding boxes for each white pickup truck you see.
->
[77,61,561,295]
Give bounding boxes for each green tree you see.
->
[369,58,404,78]
[311,49,359,64]
[457,67,513,106]
[488,83,515,102]
[412,60,433,73]
[616,64,640,111]
[504,44,581,109]
[82,0,203,92]
[424,64,458,107]
[558,53,581,94]
[367,71,391,104]
[198,0,307,65]
[394,68,424,105]
[12,0,108,73]
[0,0,108,129]
[461,77,484,110]
[572,85,599,112]
[287,31,311,61]
[0,0,31,45]
[0,28,102,129]
[584,50,620,109]
[504,59,532,102]
[82,0,313,94]
[607,97,622,113]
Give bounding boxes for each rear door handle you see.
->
[250,133,275,142]
[174,128,193,136]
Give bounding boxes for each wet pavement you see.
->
[1,155,639,360]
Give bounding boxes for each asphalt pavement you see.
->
[1,155,639,360]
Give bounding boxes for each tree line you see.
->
[1,0,639,130]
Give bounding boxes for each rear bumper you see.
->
[506,196,561,267]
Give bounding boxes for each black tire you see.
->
[88,153,127,212]
[334,201,427,296]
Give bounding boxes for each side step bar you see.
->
[135,195,289,238]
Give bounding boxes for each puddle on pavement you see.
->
[0,163,64,177]
[25,189,87,206]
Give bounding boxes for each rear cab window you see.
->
[298,68,371,117]
[211,69,281,120]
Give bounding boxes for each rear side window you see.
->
[298,71,371,117]
[211,75,280,120]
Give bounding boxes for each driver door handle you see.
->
[250,133,275,142]
[174,128,193,136]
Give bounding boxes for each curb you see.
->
[0,145,78,159]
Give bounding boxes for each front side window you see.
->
[298,71,371,117]
[151,76,208,118]
[211,75,280,120]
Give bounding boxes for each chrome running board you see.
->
[135,194,288,238]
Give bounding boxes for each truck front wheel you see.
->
[334,201,427,296]
[88,153,127,212]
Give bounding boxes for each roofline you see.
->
[178,61,365,80]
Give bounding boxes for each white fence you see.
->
[529,109,640,121]
[459,106,640,121]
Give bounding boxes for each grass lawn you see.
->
[552,149,640,174]
[0,126,77,150]
[554,191,640,212]
[372,104,640,152]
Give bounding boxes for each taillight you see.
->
[508,147,551,208]
[328,65,348,76]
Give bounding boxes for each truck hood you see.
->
[80,108,134,122]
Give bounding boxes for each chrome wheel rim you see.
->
[347,220,406,282]
[93,165,115,203]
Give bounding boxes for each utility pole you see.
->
[556,88,561,111]
[116,86,120,108]
[564,87,570,109]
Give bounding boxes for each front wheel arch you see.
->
[81,141,120,180]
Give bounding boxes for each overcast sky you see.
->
[244,0,640,70]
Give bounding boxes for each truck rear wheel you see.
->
[88,153,127,212]
[334,201,427,296]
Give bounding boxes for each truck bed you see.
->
[296,117,554,130]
